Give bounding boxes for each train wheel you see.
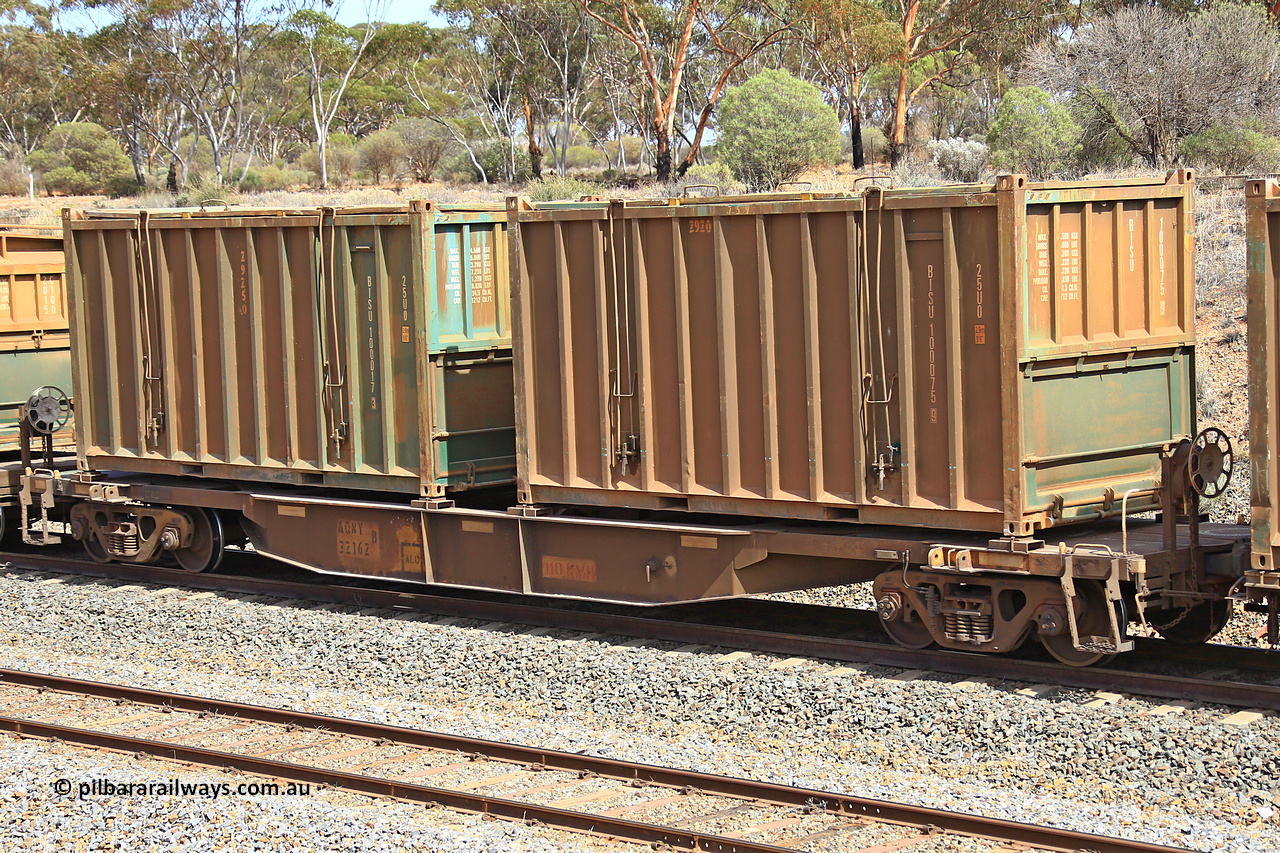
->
[175,508,225,574]
[877,597,935,649]
[1041,580,1121,667]
[1148,600,1231,644]
[83,533,112,564]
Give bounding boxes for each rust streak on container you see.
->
[714,214,740,496]
[593,218,611,489]
[942,209,963,508]
[672,217,694,492]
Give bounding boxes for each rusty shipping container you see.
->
[1,228,72,454]
[1248,178,1280,598]
[66,203,514,495]
[509,172,1197,534]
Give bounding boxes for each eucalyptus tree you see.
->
[798,0,896,167]
[401,25,528,183]
[1027,3,1280,169]
[0,7,86,156]
[435,0,596,178]
[880,0,1061,166]
[281,6,383,189]
[93,0,283,185]
[579,0,797,181]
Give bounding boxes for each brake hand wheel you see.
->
[1188,427,1233,499]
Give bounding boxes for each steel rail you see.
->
[0,668,1187,853]
[3,551,1279,712]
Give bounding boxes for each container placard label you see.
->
[541,555,597,583]
[337,520,381,563]
[446,245,462,306]
[41,276,61,318]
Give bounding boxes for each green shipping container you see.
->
[65,203,514,495]
[509,172,1196,534]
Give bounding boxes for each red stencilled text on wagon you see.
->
[541,556,597,583]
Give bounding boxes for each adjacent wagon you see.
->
[1,227,72,540]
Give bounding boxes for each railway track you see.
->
[0,667,1191,853]
[3,549,1278,713]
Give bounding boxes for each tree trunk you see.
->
[675,101,715,178]
[525,97,543,180]
[849,99,865,170]
[890,66,910,167]
[167,157,179,192]
[130,149,147,188]
[318,133,329,189]
[654,117,672,182]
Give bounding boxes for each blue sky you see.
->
[332,2,444,26]
[49,2,446,34]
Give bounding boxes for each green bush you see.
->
[359,129,407,184]
[715,69,841,191]
[174,176,241,208]
[300,134,359,186]
[564,145,607,170]
[926,138,988,182]
[669,162,744,197]
[860,128,888,166]
[437,140,528,183]
[524,175,606,202]
[0,158,27,196]
[238,164,310,192]
[470,139,530,183]
[26,122,138,197]
[438,151,478,183]
[1070,91,1133,173]
[603,136,645,168]
[987,87,1082,179]
[1181,122,1280,175]
[393,118,452,183]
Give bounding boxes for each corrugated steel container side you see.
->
[66,203,513,494]
[509,173,1195,533]
[0,229,72,452]
[1249,178,1280,574]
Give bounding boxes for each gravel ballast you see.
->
[0,568,1276,852]
[0,737,606,853]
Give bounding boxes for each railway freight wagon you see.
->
[20,179,1251,667]
[54,203,515,570]
[507,172,1198,536]
[1247,178,1280,641]
[1,228,73,541]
